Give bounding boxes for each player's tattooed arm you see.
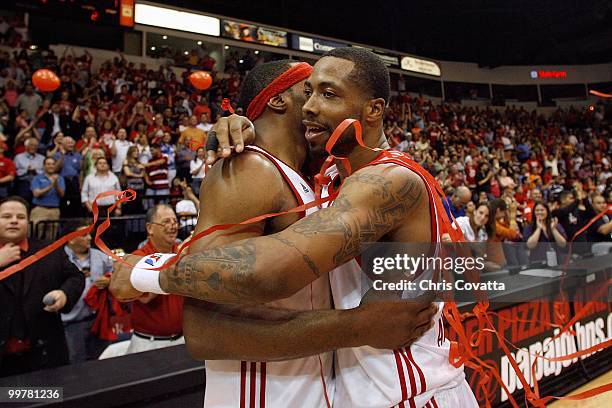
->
[160,165,426,303]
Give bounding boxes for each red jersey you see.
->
[131,240,183,336]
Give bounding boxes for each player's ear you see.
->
[363,98,386,124]
[267,94,287,114]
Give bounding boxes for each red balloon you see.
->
[189,71,213,90]
[32,69,61,92]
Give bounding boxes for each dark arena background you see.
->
[0,0,610,407]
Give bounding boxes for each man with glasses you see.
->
[126,204,184,354]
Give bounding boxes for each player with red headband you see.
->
[111,49,473,407]
[118,60,437,407]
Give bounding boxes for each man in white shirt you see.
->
[196,112,213,133]
[14,137,45,201]
[80,157,121,216]
[189,147,207,196]
[110,128,132,176]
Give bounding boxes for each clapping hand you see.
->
[550,217,558,230]
[536,218,547,231]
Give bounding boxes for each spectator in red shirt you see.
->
[0,142,16,198]
[143,145,169,210]
[147,113,171,144]
[522,188,542,224]
[126,204,183,354]
[193,98,212,123]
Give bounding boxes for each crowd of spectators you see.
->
[383,95,612,265]
[0,44,230,228]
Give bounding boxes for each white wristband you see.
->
[130,253,177,294]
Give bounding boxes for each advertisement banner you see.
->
[351,45,400,68]
[291,35,347,54]
[401,56,442,76]
[222,19,288,47]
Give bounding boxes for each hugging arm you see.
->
[161,165,426,304]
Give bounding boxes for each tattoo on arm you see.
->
[290,173,423,265]
[166,240,259,300]
[269,235,321,277]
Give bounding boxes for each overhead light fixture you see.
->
[135,4,221,37]
[197,41,202,45]
[224,45,229,50]
[184,51,189,55]
[162,35,168,40]
[239,59,244,64]
[29,45,38,50]
[254,50,259,55]
[150,46,156,51]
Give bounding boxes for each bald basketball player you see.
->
[116,60,436,408]
[111,49,477,407]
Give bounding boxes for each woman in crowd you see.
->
[485,198,522,269]
[455,203,490,242]
[82,144,106,178]
[45,132,65,157]
[498,167,516,190]
[135,134,151,164]
[160,132,177,184]
[476,161,494,198]
[524,201,567,263]
[122,145,145,214]
[190,147,207,196]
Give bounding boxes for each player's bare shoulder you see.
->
[340,163,428,211]
[207,149,281,184]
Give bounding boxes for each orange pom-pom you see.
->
[32,69,61,92]
[189,71,213,90]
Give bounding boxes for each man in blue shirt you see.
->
[516,141,530,162]
[62,221,113,363]
[443,185,472,220]
[30,157,65,240]
[53,136,82,217]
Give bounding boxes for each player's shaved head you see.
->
[323,47,390,105]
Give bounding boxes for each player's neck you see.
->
[254,119,306,172]
[335,130,389,178]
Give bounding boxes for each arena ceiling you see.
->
[169,0,612,66]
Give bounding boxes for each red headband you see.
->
[246,62,313,121]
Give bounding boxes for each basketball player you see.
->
[117,60,436,407]
[111,49,477,407]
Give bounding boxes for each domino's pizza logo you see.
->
[144,253,163,266]
[530,70,538,79]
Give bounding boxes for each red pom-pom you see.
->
[189,71,213,90]
[32,69,61,92]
